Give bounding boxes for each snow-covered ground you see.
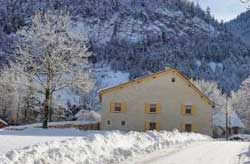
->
[0,129,210,164]
[0,128,86,154]
[129,141,250,164]
[0,125,249,164]
[4,119,98,130]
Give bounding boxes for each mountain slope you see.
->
[227,10,250,45]
[0,0,250,92]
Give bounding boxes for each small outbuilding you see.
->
[0,119,8,128]
[213,111,244,138]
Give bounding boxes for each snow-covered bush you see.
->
[74,110,101,122]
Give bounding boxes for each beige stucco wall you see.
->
[100,71,213,136]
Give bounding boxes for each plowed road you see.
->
[131,141,250,164]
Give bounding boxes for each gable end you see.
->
[99,69,214,106]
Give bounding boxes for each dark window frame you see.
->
[149,104,157,113]
[185,105,192,114]
[185,124,192,132]
[149,122,157,130]
[114,102,122,112]
[121,120,126,126]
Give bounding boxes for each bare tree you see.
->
[0,67,28,124]
[13,10,94,128]
[231,76,250,129]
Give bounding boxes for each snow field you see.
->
[0,130,211,164]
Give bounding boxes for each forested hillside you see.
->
[227,10,250,45]
[0,0,249,93]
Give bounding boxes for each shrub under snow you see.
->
[74,110,101,122]
[0,130,211,164]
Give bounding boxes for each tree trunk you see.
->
[49,94,53,122]
[43,59,52,129]
[43,88,50,128]
[24,107,28,123]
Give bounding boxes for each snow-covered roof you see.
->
[0,119,8,125]
[213,111,244,128]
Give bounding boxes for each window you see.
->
[185,105,192,114]
[107,120,111,125]
[145,103,160,114]
[145,122,160,131]
[233,128,239,134]
[110,102,127,113]
[185,124,192,132]
[171,78,175,82]
[121,121,126,126]
[149,122,157,130]
[114,103,122,112]
[149,104,157,113]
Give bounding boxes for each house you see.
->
[99,68,214,136]
[0,119,8,128]
[213,111,244,137]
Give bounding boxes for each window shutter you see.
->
[145,103,150,113]
[144,122,149,131]
[192,105,197,116]
[179,123,184,132]
[110,102,115,112]
[156,122,160,131]
[121,102,127,113]
[156,103,161,113]
[192,124,198,132]
[181,104,185,115]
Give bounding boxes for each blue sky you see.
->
[190,0,248,21]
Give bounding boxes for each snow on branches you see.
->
[231,76,250,129]
[192,79,226,112]
[10,10,94,128]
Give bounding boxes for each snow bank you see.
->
[0,128,90,153]
[0,130,211,164]
[229,134,250,141]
